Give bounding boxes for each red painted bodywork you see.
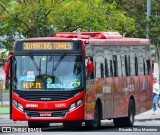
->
[11,91,85,121]
[8,32,152,122]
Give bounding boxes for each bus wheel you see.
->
[113,99,135,127]
[63,121,82,128]
[127,99,135,126]
[85,103,101,129]
[28,121,49,128]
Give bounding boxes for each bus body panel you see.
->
[11,91,85,121]
[85,75,152,120]
[84,36,152,121]
[11,103,84,121]
[6,32,152,126]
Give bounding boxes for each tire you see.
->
[127,99,135,126]
[63,121,82,128]
[28,121,49,128]
[85,103,101,129]
[113,99,135,127]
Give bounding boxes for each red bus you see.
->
[4,32,152,128]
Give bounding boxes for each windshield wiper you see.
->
[52,53,66,71]
[29,53,41,72]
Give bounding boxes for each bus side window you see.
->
[145,46,150,75]
[12,57,17,89]
[85,57,94,80]
[100,63,104,78]
[105,58,109,77]
[121,46,126,77]
[146,59,150,75]
[143,58,148,75]
[123,55,131,76]
[130,46,135,76]
[89,57,94,79]
[135,55,138,76]
[128,55,131,76]
[113,55,118,77]
[110,60,113,77]
[143,59,146,75]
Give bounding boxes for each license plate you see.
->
[39,112,52,117]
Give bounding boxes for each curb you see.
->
[135,118,160,122]
[0,114,10,119]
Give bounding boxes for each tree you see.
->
[106,0,160,65]
[0,51,8,62]
[109,0,147,38]
[0,0,136,50]
[148,0,160,63]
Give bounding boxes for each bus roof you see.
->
[21,32,150,45]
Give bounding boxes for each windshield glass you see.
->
[12,55,83,91]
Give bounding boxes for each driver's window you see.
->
[85,45,94,80]
[12,57,17,89]
[89,57,94,79]
[85,57,94,80]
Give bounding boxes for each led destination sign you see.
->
[23,42,73,50]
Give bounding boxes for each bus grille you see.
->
[14,90,75,101]
[25,109,68,117]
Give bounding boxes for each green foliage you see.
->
[2,89,9,94]
[5,0,160,54]
[0,0,136,47]
[0,51,8,62]
[151,45,156,56]
[1,1,160,65]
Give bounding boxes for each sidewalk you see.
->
[135,106,160,121]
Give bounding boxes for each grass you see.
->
[2,89,9,94]
[0,104,9,114]
[0,88,10,114]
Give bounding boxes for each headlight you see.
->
[17,102,24,112]
[69,99,83,111]
[13,100,24,112]
[13,100,18,107]
[77,99,82,106]
[69,103,76,111]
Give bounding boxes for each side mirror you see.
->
[87,58,94,73]
[4,53,13,80]
[4,61,10,75]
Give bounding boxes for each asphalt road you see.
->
[1,119,160,134]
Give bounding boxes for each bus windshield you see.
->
[12,55,83,91]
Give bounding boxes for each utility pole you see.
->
[146,0,151,39]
